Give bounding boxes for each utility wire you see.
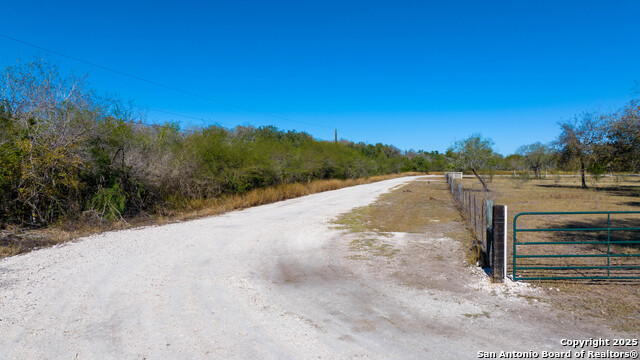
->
[91,92,232,131]
[95,93,323,137]
[144,107,235,128]
[0,33,334,130]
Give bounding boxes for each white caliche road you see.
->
[0,177,627,359]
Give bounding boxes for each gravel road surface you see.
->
[0,176,626,359]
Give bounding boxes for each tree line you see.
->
[447,99,640,190]
[0,59,448,226]
[2,58,636,226]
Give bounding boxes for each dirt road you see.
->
[0,177,627,359]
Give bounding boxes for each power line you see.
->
[95,93,332,138]
[0,33,334,130]
[89,92,232,131]
[143,107,235,128]
[135,106,339,140]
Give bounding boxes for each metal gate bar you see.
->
[513,211,640,281]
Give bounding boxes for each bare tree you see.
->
[554,113,605,189]
[516,142,554,179]
[448,134,496,191]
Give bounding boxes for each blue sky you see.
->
[1,0,639,154]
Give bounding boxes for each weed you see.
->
[512,172,531,189]
[462,311,491,319]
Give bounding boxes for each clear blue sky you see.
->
[1,0,639,154]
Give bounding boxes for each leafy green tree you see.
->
[448,134,497,191]
[605,99,640,172]
[503,154,526,175]
[0,101,21,224]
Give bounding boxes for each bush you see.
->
[0,58,445,227]
[588,163,606,183]
[512,172,530,189]
[89,183,126,220]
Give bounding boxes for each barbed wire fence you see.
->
[445,172,506,282]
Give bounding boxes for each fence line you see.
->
[444,174,507,283]
[445,174,492,256]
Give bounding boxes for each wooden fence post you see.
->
[485,200,493,266]
[470,194,475,238]
[481,199,485,249]
[492,205,507,283]
[474,196,478,241]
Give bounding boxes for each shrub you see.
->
[0,58,441,227]
[588,163,606,183]
[89,183,126,220]
[512,171,530,189]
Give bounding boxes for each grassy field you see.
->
[335,180,461,234]
[0,173,420,258]
[461,174,640,332]
[334,178,477,263]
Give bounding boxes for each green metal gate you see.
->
[513,211,640,281]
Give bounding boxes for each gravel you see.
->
[0,176,627,359]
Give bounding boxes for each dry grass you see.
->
[0,173,423,259]
[461,174,640,332]
[348,236,400,259]
[334,179,477,263]
[334,180,461,234]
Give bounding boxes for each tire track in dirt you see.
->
[0,176,630,359]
